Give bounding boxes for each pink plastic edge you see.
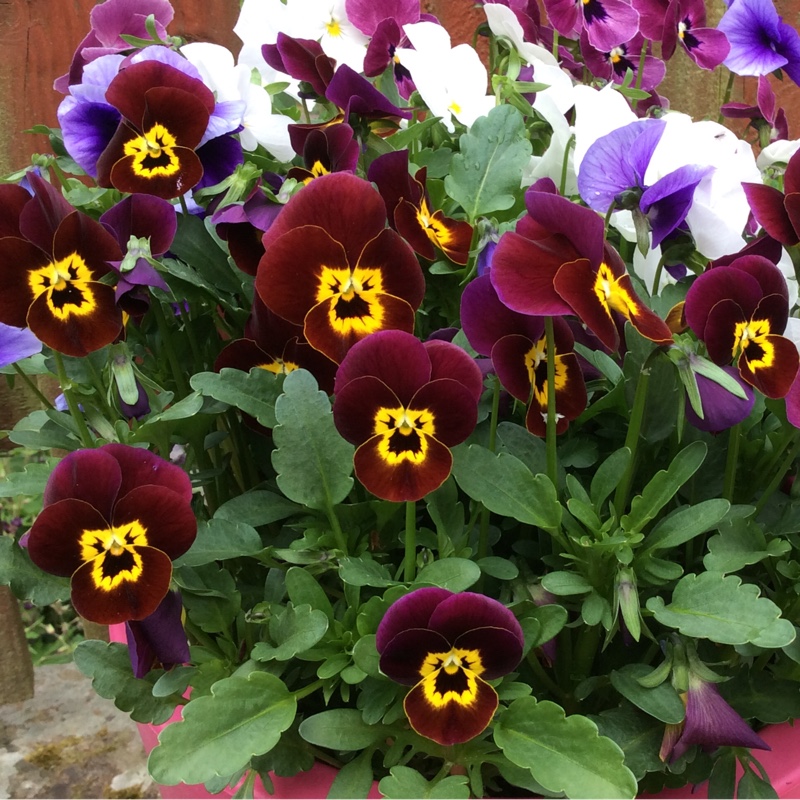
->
[108,623,380,799]
[109,625,800,799]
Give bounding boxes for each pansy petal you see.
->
[409,379,479,447]
[0,239,51,328]
[112,485,197,561]
[739,333,799,398]
[334,375,402,445]
[101,442,193,504]
[375,586,453,653]
[53,211,122,276]
[429,592,524,646]
[304,291,416,364]
[742,183,797,246]
[453,627,525,680]
[424,340,485,403]
[19,174,76,250]
[27,282,122,358]
[0,184,31,238]
[26,498,110,577]
[492,334,536,403]
[732,256,790,307]
[0,323,42,367]
[43,447,123,516]
[70,544,172,624]
[379,627,452,684]
[685,267,761,341]
[257,225,349,325]
[685,365,755,433]
[404,671,499,746]
[354,430,453,502]
[109,147,204,200]
[393,199,437,261]
[100,194,177,256]
[356,228,425,310]
[126,590,189,679]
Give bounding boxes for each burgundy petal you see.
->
[408,379,478,447]
[428,592,524,647]
[43,447,123,517]
[378,627,452,684]
[101,443,193,504]
[424,339,485,403]
[376,586,453,652]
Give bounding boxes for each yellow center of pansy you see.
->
[417,199,453,248]
[373,405,435,465]
[326,18,342,37]
[525,336,569,409]
[123,123,181,178]
[594,262,638,319]
[316,266,386,336]
[79,520,148,592]
[418,647,485,709]
[258,358,299,376]
[733,319,774,368]
[28,252,97,321]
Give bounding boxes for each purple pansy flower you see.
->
[662,0,730,70]
[721,76,789,144]
[683,363,756,433]
[262,33,336,99]
[577,118,712,247]
[543,0,640,52]
[660,675,770,762]
[376,588,524,746]
[0,323,42,368]
[125,590,190,679]
[325,64,413,121]
[580,31,666,92]
[718,0,800,85]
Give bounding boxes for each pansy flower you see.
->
[375,587,524,746]
[333,330,482,502]
[95,59,215,198]
[660,675,770,762]
[543,0,640,52]
[125,590,190,678]
[661,0,730,71]
[262,33,336,99]
[461,275,587,436]
[368,150,473,265]
[0,174,124,358]
[24,444,196,625]
[286,122,359,184]
[684,256,799,398]
[742,147,800,247]
[580,31,666,93]
[721,76,788,146]
[491,183,673,351]
[255,173,424,364]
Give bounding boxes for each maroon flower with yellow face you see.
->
[333,330,482,502]
[24,444,196,625]
[376,588,524,746]
[96,60,214,199]
[255,173,425,364]
[461,275,587,437]
[368,150,473,266]
[491,182,673,352]
[684,255,799,399]
[0,174,123,358]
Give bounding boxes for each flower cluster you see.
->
[4,0,800,796]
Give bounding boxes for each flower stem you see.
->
[151,299,190,398]
[722,422,741,503]
[326,499,348,555]
[545,317,558,493]
[404,500,417,583]
[613,353,655,517]
[293,678,325,701]
[754,433,800,515]
[478,375,502,562]
[12,363,54,410]
[52,351,94,448]
[559,135,574,197]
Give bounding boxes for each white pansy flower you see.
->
[398,22,495,133]
[482,3,558,68]
[757,139,800,170]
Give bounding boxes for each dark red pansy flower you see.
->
[215,293,338,398]
[742,148,800,247]
[262,33,336,99]
[96,60,214,199]
[368,150,473,266]
[125,589,190,679]
[684,255,799,398]
[255,173,425,364]
[491,183,673,352]
[24,444,196,625]
[286,122,359,184]
[0,174,124,358]
[461,275,587,437]
[333,330,482,502]
[376,587,524,746]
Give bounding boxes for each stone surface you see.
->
[0,662,159,800]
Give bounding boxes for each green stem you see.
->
[525,651,568,702]
[52,351,94,448]
[404,500,417,583]
[722,422,741,503]
[293,679,325,701]
[754,435,800,515]
[545,317,558,492]
[635,40,649,92]
[151,300,190,398]
[12,364,54,410]
[719,70,736,124]
[326,500,348,554]
[613,353,655,517]
[559,135,575,197]
[651,253,668,296]
[572,623,602,683]
[478,376,503,563]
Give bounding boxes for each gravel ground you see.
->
[0,662,159,800]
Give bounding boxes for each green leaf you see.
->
[148,672,296,785]
[592,704,666,781]
[252,604,329,661]
[176,518,264,567]
[285,566,335,622]
[609,664,685,724]
[0,461,54,497]
[190,368,285,429]
[327,751,377,799]
[299,709,383,751]
[494,697,637,798]
[339,556,397,587]
[72,640,176,724]
[590,448,631,513]
[271,370,354,511]
[379,766,470,799]
[521,604,568,649]
[477,556,519,580]
[352,634,381,677]
[541,571,592,596]
[621,441,707,533]
[495,421,547,476]
[214,489,301,527]
[642,499,730,553]
[0,535,70,605]
[646,572,796,647]
[703,518,790,574]
[444,105,532,221]
[738,767,779,799]
[452,444,561,530]
[415,558,481,592]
